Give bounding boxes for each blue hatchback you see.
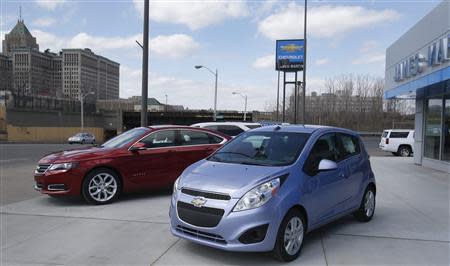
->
[169,125,376,262]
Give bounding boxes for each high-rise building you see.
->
[1,19,120,99]
[0,54,13,91]
[2,19,39,57]
[62,49,119,100]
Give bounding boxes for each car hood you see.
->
[179,160,290,199]
[39,146,114,164]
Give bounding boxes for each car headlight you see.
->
[173,177,181,196]
[48,162,77,172]
[233,178,281,212]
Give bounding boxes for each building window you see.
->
[424,97,442,160]
[443,95,450,162]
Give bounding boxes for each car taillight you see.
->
[386,138,389,144]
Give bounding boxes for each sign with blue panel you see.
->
[276,39,304,71]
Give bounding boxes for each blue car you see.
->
[170,125,376,262]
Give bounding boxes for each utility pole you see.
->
[302,0,308,124]
[141,0,149,127]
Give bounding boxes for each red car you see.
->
[34,126,230,204]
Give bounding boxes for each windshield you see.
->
[100,128,148,149]
[209,131,310,166]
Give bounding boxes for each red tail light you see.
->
[386,138,389,144]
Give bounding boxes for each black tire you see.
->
[398,146,412,157]
[69,142,73,145]
[353,186,376,222]
[81,140,85,145]
[272,209,306,262]
[82,168,121,205]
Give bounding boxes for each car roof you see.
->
[384,129,414,132]
[251,124,357,135]
[191,122,260,126]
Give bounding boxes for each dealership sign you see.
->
[394,35,450,82]
[276,39,304,71]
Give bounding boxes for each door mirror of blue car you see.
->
[317,159,338,172]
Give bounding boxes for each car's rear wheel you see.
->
[272,209,305,262]
[82,168,121,204]
[398,146,412,157]
[353,186,376,222]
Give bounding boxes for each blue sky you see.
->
[0,0,441,111]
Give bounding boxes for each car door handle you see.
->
[338,172,346,178]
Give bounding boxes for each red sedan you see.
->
[34,126,230,204]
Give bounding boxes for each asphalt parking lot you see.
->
[2,138,448,265]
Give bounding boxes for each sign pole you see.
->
[302,0,308,124]
[294,71,298,124]
[282,71,286,122]
[276,71,280,121]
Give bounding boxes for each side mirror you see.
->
[130,142,147,152]
[317,159,338,172]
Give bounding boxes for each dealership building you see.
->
[385,1,450,173]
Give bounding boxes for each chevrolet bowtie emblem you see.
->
[191,196,207,208]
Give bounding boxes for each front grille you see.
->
[176,225,226,244]
[36,164,51,174]
[181,188,231,201]
[177,201,224,228]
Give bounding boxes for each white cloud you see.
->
[32,18,57,27]
[150,34,199,58]
[360,40,379,53]
[31,30,199,58]
[352,53,385,65]
[252,54,274,69]
[258,3,399,40]
[35,0,66,10]
[133,0,248,30]
[315,58,329,66]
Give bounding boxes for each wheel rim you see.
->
[283,216,304,256]
[88,173,118,202]
[364,190,375,217]
[400,148,409,157]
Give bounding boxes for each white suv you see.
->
[379,129,414,157]
[191,122,261,137]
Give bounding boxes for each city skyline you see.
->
[0,0,440,111]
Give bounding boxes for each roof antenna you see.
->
[19,4,22,22]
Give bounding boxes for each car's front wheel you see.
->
[272,209,306,262]
[398,146,412,157]
[353,186,376,222]
[82,168,121,204]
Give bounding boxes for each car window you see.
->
[245,124,261,129]
[217,125,244,136]
[337,133,360,159]
[209,131,310,166]
[204,125,218,131]
[180,130,222,145]
[389,131,409,138]
[382,131,389,138]
[304,133,339,176]
[101,128,148,148]
[140,130,177,148]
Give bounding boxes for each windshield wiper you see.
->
[214,151,252,158]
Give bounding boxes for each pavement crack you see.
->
[1,212,169,225]
[150,239,180,266]
[331,232,450,244]
[320,232,329,266]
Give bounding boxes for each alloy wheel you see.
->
[364,190,375,217]
[88,173,118,202]
[283,217,304,256]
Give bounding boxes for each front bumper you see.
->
[169,190,283,252]
[34,169,83,196]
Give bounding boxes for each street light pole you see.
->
[141,0,149,127]
[302,0,308,124]
[80,91,94,132]
[232,92,247,121]
[195,65,218,121]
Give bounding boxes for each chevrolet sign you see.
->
[191,196,207,208]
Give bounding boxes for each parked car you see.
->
[170,125,376,262]
[68,133,96,144]
[379,129,414,157]
[35,126,230,204]
[191,122,261,137]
